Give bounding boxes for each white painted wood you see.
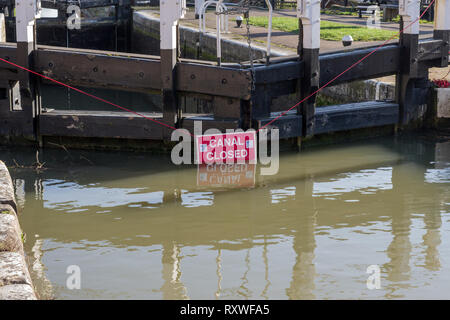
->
[160,0,187,50]
[0,13,6,43]
[297,0,321,49]
[15,0,41,43]
[434,0,450,31]
[399,0,420,34]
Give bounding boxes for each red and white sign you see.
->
[196,131,257,164]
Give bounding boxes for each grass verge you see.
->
[248,16,398,41]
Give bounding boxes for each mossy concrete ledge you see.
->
[0,161,37,300]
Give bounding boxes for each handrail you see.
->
[264,0,273,65]
[199,0,228,33]
[216,0,223,65]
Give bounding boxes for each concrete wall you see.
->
[320,79,396,104]
[132,11,276,62]
[0,161,36,300]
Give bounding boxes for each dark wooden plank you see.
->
[417,39,446,62]
[34,46,252,98]
[181,115,241,134]
[40,0,122,9]
[212,96,241,119]
[0,43,17,69]
[320,45,400,87]
[255,111,302,139]
[36,17,117,28]
[433,30,450,68]
[177,63,252,100]
[314,101,399,135]
[37,44,161,60]
[39,110,165,140]
[0,68,19,81]
[35,46,162,92]
[254,61,304,85]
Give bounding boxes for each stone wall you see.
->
[0,161,36,300]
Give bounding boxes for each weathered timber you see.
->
[417,39,448,62]
[160,48,178,134]
[251,85,272,119]
[32,46,253,98]
[34,46,162,92]
[15,41,38,139]
[0,0,448,147]
[396,32,430,126]
[250,40,444,85]
[176,62,252,100]
[181,115,241,133]
[212,96,241,119]
[314,101,399,135]
[0,43,17,65]
[2,40,442,100]
[319,45,400,87]
[298,48,320,138]
[296,15,320,138]
[39,110,165,139]
[433,30,450,68]
[255,111,303,139]
[0,68,18,80]
[253,61,304,85]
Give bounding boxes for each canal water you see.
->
[1,132,449,300]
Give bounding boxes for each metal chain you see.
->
[245,1,256,93]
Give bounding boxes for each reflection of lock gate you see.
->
[0,0,448,146]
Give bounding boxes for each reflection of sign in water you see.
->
[197,164,256,188]
[196,132,257,164]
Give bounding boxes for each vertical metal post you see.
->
[195,0,204,19]
[216,0,223,66]
[15,0,41,140]
[160,0,186,137]
[264,0,273,65]
[433,0,450,68]
[396,0,424,125]
[297,0,320,138]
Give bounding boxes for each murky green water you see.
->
[2,132,449,300]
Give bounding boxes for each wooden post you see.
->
[15,0,41,140]
[297,0,320,137]
[160,0,186,137]
[0,13,5,42]
[396,0,426,125]
[433,0,450,68]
